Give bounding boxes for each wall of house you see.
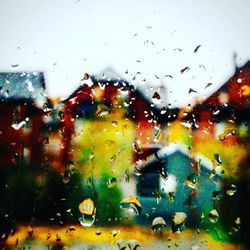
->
[0,102,45,167]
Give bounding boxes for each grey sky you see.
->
[0,0,249,107]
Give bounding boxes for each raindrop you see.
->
[111,120,118,126]
[68,226,76,231]
[107,177,117,188]
[204,83,213,89]
[213,110,220,115]
[160,107,167,114]
[168,192,175,202]
[56,234,61,242]
[152,217,167,231]
[185,172,199,189]
[116,239,127,250]
[165,74,173,78]
[226,184,237,196]
[152,92,160,100]
[111,229,119,237]
[208,209,219,223]
[214,153,222,165]
[120,197,142,217]
[173,48,183,52]
[133,140,143,154]
[180,121,192,129]
[172,212,187,233]
[219,128,236,141]
[11,64,19,68]
[46,233,51,240]
[82,73,90,80]
[96,104,110,117]
[212,191,224,200]
[58,111,64,121]
[78,198,96,227]
[128,240,141,250]
[188,88,197,94]
[180,67,190,74]
[193,45,201,53]
[95,228,102,235]
[199,64,206,70]
[11,120,26,130]
[153,126,161,141]
[235,217,241,225]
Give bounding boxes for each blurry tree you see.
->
[95,172,122,225]
[0,164,39,239]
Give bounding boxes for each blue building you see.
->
[135,144,222,227]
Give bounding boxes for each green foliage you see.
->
[0,162,102,229]
[34,167,85,224]
[95,172,122,225]
[64,169,85,222]
[79,148,93,165]
[0,164,39,238]
[34,168,66,223]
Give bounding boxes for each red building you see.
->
[59,69,177,169]
[183,61,250,137]
[0,72,47,167]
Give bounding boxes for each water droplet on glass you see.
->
[168,192,176,202]
[68,226,76,231]
[95,228,102,235]
[180,66,190,74]
[214,153,222,165]
[172,212,187,233]
[185,172,199,189]
[116,239,127,250]
[128,240,141,250]
[152,92,161,104]
[153,126,162,142]
[11,64,19,68]
[152,217,167,231]
[11,120,26,130]
[107,177,117,188]
[208,209,219,223]
[219,128,236,141]
[212,191,224,200]
[111,120,118,126]
[160,107,167,114]
[193,44,202,53]
[226,184,236,196]
[111,229,119,237]
[96,104,110,117]
[56,234,61,242]
[235,217,241,225]
[79,198,96,227]
[133,140,143,154]
[120,197,142,218]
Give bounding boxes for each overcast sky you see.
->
[0,0,249,107]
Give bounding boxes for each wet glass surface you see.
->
[1,65,250,249]
[0,1,250,249]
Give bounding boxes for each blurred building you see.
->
[52,68,178,175]
[189,61,250,137]
[180,61,250,179]
[135,143,222,225]
[0,72,47,167]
